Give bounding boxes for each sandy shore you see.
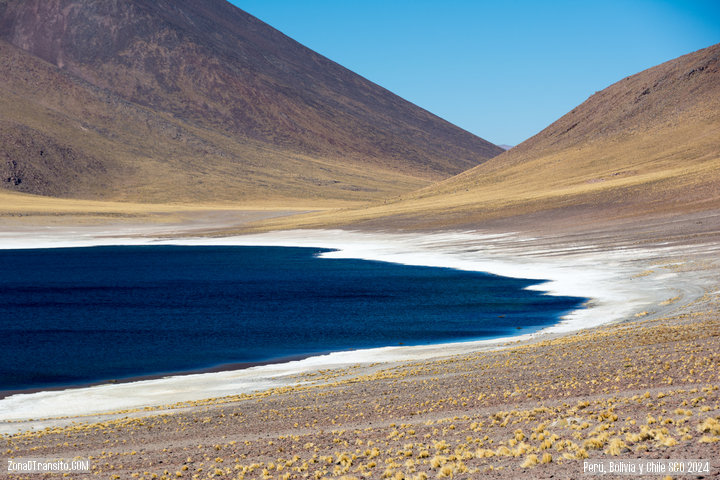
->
[2,222,719,478]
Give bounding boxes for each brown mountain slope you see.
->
[259,43,720,231]
[0,0,502,204]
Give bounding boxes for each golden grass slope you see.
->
[253,43,720,232]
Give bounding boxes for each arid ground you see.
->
[3,213,719,480]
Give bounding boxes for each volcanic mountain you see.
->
[270,43,720,231]
[0,0,502,205]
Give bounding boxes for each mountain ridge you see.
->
[0,0,502,203]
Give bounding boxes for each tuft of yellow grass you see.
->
[697,417,720,435]
[604,438,627,456]
[521,454,539,468]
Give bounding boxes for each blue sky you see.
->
[229,1,720,146]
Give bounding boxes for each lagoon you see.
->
[0,245,585,392]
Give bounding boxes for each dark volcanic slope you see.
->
[0,0,502,203]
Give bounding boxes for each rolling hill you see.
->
[0,0,502,206]
[260,43,720,232]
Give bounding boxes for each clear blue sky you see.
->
[228,0,720,146]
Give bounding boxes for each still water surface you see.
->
[0,246,585,391]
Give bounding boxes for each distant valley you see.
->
[1,0,718,238]
[257,43,720,233]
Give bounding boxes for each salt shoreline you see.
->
[0,228,694,433]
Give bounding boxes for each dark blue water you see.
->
[0,246,585,392]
